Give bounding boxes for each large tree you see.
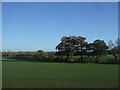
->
[74,36,88,62]
[92,40,108,63]
[55,36,76,62]
[55,36,88,62]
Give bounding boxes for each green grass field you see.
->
[2,60,118,88]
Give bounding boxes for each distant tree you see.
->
[37,50,44,54]
[36,50,48,59]
[37,50,47,55]
[92,40,108,63]
[108,39,120,64]
[116,38,120,54]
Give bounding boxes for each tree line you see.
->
[2,36,120,64]
[2,50,55,62]
[55,36,120,64]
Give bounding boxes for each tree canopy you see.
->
[55,36,108,63]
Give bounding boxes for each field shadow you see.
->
[1,58,55,63]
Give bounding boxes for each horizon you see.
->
[2,2,118,52]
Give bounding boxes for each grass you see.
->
[2,59,118,88]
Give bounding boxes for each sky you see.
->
[2,2,118,52]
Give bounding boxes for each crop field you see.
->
[2,59,118,88]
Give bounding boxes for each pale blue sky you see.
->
[2,2,118,52]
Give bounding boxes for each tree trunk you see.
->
[96,55,99,63]
[81,54,83,62]
[89,56,91,63]
[80,46,83,62]
[65,55,69,62]
[113,54,117,64]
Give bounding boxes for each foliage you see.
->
[91,40,108,63]
[56,36,88,62]
[108,39,120,64]
[2,36,119,64]
[56,36,109,63]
